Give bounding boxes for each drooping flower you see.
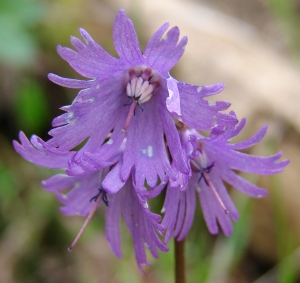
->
[42,9,235,192]
[162,112,289,241]
[44,172,167,271]
[14,132,167,270]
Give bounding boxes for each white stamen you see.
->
[126,83,132,97]
[191,152,208,171]
[139,84,153,103]
[143,202,149,209]
[161,207,166,213]
[130,77,138,96]
[198,152,208,168]
[126,77,154,104]
[135,77,143,95]
[122,67,159,131]
[139,80,149,94]
[107,139,113,145]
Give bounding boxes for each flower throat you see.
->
[122,67,160,131]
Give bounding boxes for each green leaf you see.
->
[14,79,50,133]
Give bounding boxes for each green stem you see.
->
[175,238,186,283]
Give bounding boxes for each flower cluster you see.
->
[13,9,288,269]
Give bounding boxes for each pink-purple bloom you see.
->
[13,9,288,270]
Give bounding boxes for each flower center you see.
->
[122,67,160,132]
[126,77,154,104]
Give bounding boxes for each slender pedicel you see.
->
[68,191,104,251]
[202,171,229,214]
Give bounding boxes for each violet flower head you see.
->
[13,8,281,271]
[162,112,289,241]
[34,9,235,192]
[13,131,168,270]
[42,168,167,271]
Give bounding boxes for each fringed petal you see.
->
[233,125,268,150]
[178,82,237,130]
[113,10,143,64]
[13,132,74,169]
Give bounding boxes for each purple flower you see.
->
[43,170,167,271]
[14,132,167,270]
[46,172,167,271]
[13,8,270,270]
[42,9,235,191]
[162,112,289,240]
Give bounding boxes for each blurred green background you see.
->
[0,0,299,282]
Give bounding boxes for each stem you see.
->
[175,238,186,283]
